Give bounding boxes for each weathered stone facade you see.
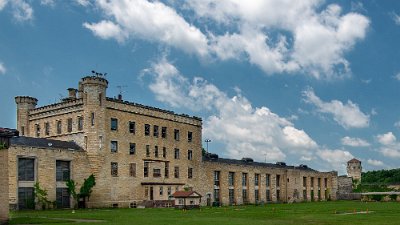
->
[6,75,340,209]
[347,158,362,182]
[0,149,9,224]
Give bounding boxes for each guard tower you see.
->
[347,158,362,182]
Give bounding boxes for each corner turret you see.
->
[15,96,38,136]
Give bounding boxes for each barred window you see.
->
[67,118,73,132]
[56,160,70,181]
[174,148,180,159]
[188,131,193,142]
[111,141,118,153]
[153,125,159,137]
[145,124,150,136]
[187,150,193,160]
[188,167,193,179]
[129,121,135,134]
[174,166,179,178]
[174,129,179,141]
[111,162,118,177]
[78,117,84,131]
[129,143,136,155]
[161,127,167,138]
[111,118,118,131]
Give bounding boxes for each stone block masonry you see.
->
[0,149,9,224]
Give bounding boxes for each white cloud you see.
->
[85,0,369,79]
[317,148,354,170]
[142,57,318,162]
[377,132,396,145]
[0,62,6,74]
[75,0,91,7]
[341,136,370,147]
[11,0,33,22]
[391,12,400,26]
[302,88,370,129]
[376,132,400,158]
[84,0,209,57]
[367,159,384,167]
[394,72,400,81]
[40,0,55,7]
[0,0,8,10]
[394,121,400,128]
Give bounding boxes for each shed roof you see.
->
[172,191,202,198]
[10,136,82,150]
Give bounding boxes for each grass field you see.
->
[10,201,400,225]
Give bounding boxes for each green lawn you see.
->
[10,201,400,225]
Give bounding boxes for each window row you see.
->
[18,158,70,182]
[111,162,193,179]
[110,118,193,142]
[18,187,70,209]
[110,142,193,160]
[144,185,181,199]
[303,177,328,188]
[214,171,279,188]
[34,117,84,137]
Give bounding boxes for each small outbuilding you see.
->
[172,191,202,209]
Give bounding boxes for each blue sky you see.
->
[1,0,400,174]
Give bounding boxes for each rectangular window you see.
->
[129,143,136,155]
[174,166,179,178]
[255,173,260,186]
[277,190,280,201]
[130,163,136,177]
[145,186,149,198]
[160,186,163,196]
[266,189,271,201]
[35,124,40,137]
[303,190,307,200]
[214,188,220,202]
[129,121,135,134]
[21,126,25,135]
[111,118,118,131]
[165,162,169,178]
[161,127,167,138]
[168,187,172,196]
[111,162,118,177]
[187,150,193,160]
[153,125,159,137]
[154,146,159,158]
[56,188,70,208]
[318,178,321,187]
[188,131,193,142]
[174,148,180,159]
[111,141,118,153]
[214,171,220,186]
[228,172,235,186]
[242,189,248,203]
[276,175,281,187]
[146,145,150,157]
[303,177,307,187]
[91,112,95,126]
[174,129,180,141]
[162,147,167,158]
[229,189,235,205]
[18,187,34,210]
[145,124,150,136]
[255,189,259,202]
[324,178,328,187]
[56,160,70,181]
[18,158,34,181]
[67,118,73,132]
[153,168,161,177]
[311,177,314,187]
[188,167,193,179]
[57,120,62,134]
[266,174,270,187]
[242,173,248,187]
[144,162,149,177]
[78,116,84,131]
[45,122,50,136]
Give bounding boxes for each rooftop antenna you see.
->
[116,85,128,95]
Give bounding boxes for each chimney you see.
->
[118,94,122,101]
[67,88,77,99]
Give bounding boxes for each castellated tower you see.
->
[81,76,108,174]
[15,96,38,136]
[347,158,362,182]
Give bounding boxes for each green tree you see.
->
[34,182,52,209]
[66,174,96,209]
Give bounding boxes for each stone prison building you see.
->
[1,75,339,211]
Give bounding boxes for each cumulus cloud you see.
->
[84,0,369,79]
[391,12,400,25]
[316,148,354,171]
[40,0,55,7]
[0,62,6,74]
[376,132,400,158]
[0,0,7,10]
[367,159,384,167]
[75,0,91,7]
[83,0,209,57]
[394,72,400,81]
[302,88,370,129]
[142,57,318,162]
[341,136,370,147]
[11,0,33,22]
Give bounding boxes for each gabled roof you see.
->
[348,158,361,163]
[10,136,82,151]
[172,191,202,198]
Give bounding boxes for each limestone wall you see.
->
[0,149,9,224]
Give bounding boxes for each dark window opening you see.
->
[153,125,159,137]
[129,121,135,134]
[56,160,70,181]
[161,127,167,138]
[174,129,180,141]
[67,118,73,132]
[111,118,118,131]
[129,143,136,155]
[145,124,150,136]
[111,141,118,153]
[111,162,118,177]
[18,158,34,181]
[188,131,193,142]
